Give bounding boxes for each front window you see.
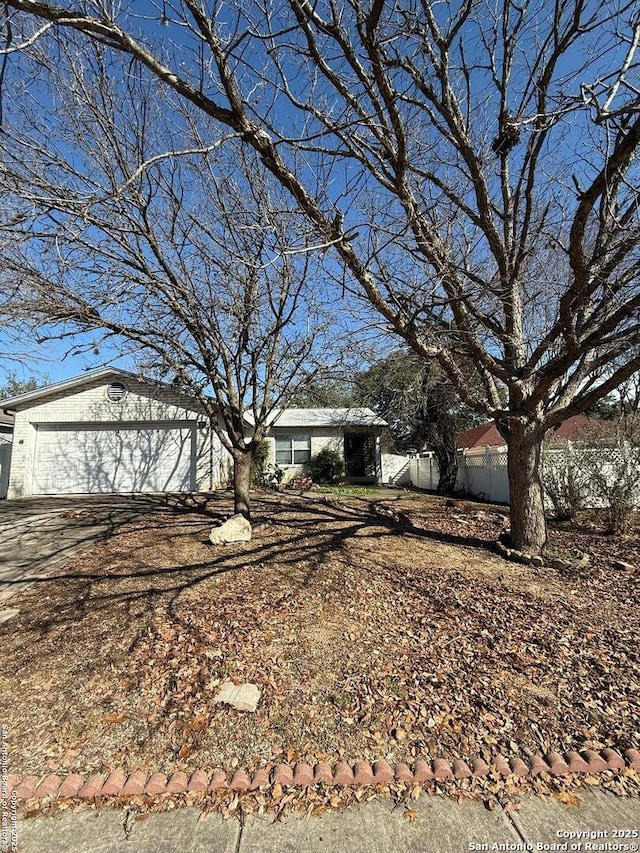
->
[275,434,311,465]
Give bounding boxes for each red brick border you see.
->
[7,747,640,802]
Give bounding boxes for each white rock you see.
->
[213,681,261,712]
[209,513,252,544]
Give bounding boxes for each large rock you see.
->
[209,513,252,545]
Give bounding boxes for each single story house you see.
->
[0,412,12,500]
[256,408,387,485]
[0,369,386,498]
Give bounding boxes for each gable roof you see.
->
[456,414,605,450]
[456,422,502,449]
[0,367,197,410]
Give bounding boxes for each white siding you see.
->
[263,428,343,484]
[7,376,230,498]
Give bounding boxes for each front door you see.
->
[344,433,379,480]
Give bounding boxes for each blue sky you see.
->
[0,332,136,389]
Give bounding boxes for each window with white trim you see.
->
[275,434,311,465]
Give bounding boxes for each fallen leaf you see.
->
[102,713,126,724]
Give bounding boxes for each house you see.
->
[0,369,386,498]
[0,411,12,500]
[0,410,13,443]
[1,368,224,499]
[456,415,601,453]
[257,408,387,485]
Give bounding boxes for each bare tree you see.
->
[2,0,640,551]
[0,40,338,517]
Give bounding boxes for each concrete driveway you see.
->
[0,494,196,609]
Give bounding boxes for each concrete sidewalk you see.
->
[14,788,640,852]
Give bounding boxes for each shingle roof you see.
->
[456,422,503,449]
[456,414,605,450]
[265,408,387,428]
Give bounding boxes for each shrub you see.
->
[579,420,640,534]
[542,441,589,520]
[251,440,285,490]
[304,447,344,484]
[250,440,270,485]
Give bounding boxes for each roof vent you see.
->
[107,381,127,402]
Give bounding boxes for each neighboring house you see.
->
[0,410,13,444]
[0,369,387,498]
[456,415,601,453]
[257,408,387,485]
[0,412,12,499]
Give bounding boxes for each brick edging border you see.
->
[8,747,640,802]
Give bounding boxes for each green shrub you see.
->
[250,441,285,489]
[250,440,270,485]
[304,447,344,484]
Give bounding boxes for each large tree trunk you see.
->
[233,450,252,520]
[506,421,547,554]
[435,447,458,494]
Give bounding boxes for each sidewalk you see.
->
[15,788,640,852]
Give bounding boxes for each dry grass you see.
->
[1,491,638,780]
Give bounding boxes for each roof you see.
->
[456,414,605,450]
[252,408,387,429]
[0,411,13,430]
[552,414,597,440]
[0,367,191,410]
[456,422,503,450]
[0,371,386,431]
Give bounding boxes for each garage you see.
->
[0,368,224,499]
[32,422,197,495]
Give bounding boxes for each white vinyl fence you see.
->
[383,444,639,508]
[402,448,510,503]
[455,449,510,503]
[381,453,412,486]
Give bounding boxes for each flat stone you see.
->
[213,681,261,712]
[0,608,19,624]
[209,514,251,545]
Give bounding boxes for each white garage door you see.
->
[32,423,196,494]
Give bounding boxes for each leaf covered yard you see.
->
[1,493,638,785]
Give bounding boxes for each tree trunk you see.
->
[435,447,458,494]
[506,421,547,554]
[233,450,252,520]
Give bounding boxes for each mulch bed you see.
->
[1,491,638,800]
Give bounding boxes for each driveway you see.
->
[0,494,196,607]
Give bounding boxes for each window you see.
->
[275,434,311,465]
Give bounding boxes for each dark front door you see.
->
[345,433,378,480]
[344,434,366,478]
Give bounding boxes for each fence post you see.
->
[485,445,493,502]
